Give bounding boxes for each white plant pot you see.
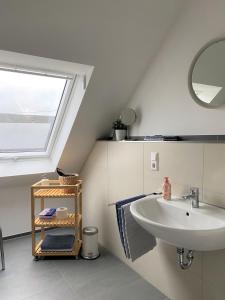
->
[115,129,127,141]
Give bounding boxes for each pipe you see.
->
[177,248,194,270]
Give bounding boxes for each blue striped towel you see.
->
[116,194,157,261]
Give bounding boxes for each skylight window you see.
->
[0,50,94,177]
[0,69,71,153]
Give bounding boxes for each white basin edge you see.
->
[130,197,225,232]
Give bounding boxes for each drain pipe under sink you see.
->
[177,248,194,270]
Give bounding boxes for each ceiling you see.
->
[0,0,184,174]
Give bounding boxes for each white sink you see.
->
[130,196,225,251]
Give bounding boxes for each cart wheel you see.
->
[75,255,79,260]
[34,256,39,261]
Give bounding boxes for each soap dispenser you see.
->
[163,177,171,200]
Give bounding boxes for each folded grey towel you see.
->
[115,195,146,258]
[121,208,130,259]
[121,202,156,262]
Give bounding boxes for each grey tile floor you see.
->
[0,232,168,300]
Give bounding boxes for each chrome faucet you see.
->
[183,187,199,208]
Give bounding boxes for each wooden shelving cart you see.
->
[31,179,82,260]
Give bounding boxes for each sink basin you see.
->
[130,196,225,251]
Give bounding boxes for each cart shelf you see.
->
[31,179,83,259]
[34,213,82,227]
[35,239,82,257]
[34,189,77,198]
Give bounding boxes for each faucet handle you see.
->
[182,194,191,200]
[182,187,199,200]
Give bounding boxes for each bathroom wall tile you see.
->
[82,141,204,300]
[108,142,144,202]
[82,141,108,170]
[143,142,204,199]
[106,142,144,258]
[142,142,203,300]
[203,144,225,208]
[128,240,202,300]
[106,142,203,300]
[80,141,108,244]
[202,250,225,300]
[203,280,225,300]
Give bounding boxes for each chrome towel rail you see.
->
[108,192,162,207]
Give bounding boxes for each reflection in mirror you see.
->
[189,39,225,108]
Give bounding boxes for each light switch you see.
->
[151,152,159,171]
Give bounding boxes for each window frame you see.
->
[0,50,94,177]
[0,66,76,158]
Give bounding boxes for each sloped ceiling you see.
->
[0,0,184,174]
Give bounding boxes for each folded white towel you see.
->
[121,203,156,262]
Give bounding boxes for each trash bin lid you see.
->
[83,226,98,235]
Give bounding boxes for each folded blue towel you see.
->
[116,195,146,257]
[41,234,75,251]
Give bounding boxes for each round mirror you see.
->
[189,38,225,108]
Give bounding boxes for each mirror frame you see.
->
[188,37,225,109]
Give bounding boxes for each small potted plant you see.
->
[113,119,127,141]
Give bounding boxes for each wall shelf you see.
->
[99,135,225,143]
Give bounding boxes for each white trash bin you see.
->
[81,227,99,259]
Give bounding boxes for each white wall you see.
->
[128,0,225,136]
[81,141,225,300]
